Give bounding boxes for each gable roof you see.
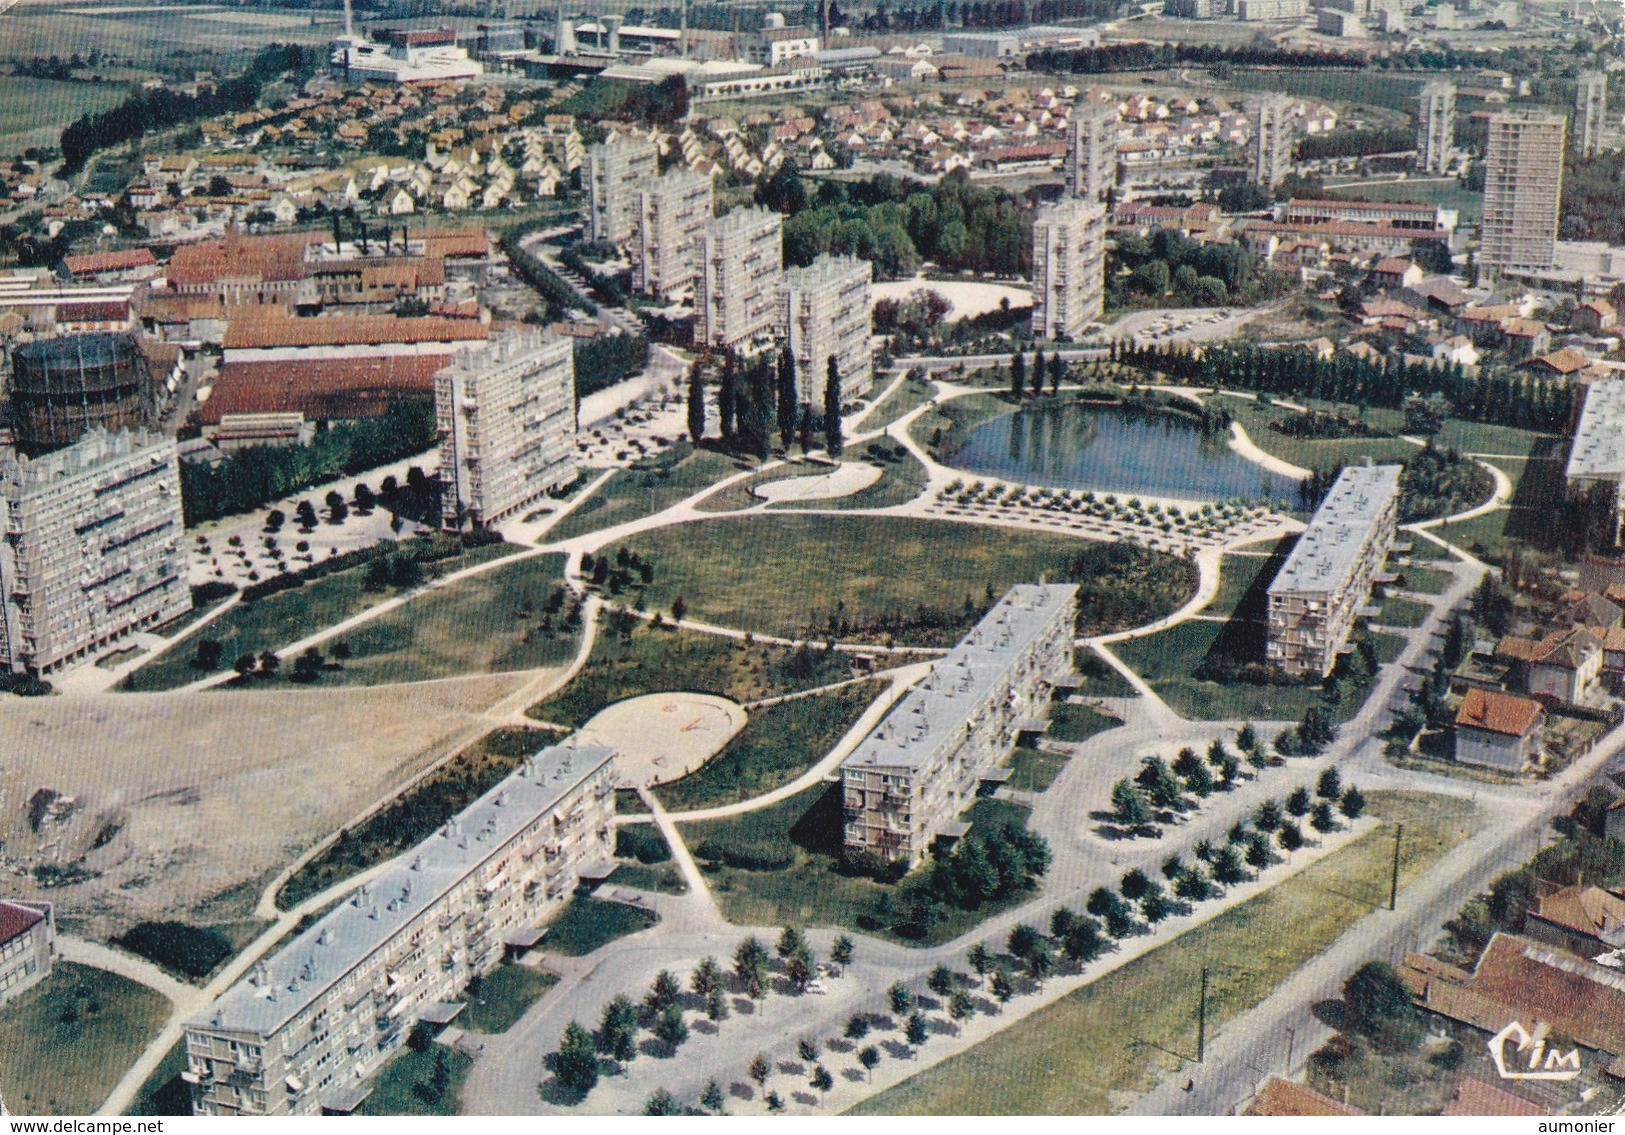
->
[0,901,44,946]
[62,248,157,276]
[1455,687,1543,738]
[1442,1078,1550,1117]
[1243,1077,1362,1117]
[1530,882,1625,943]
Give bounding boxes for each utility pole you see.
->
[1388,822,1403,912]
[1197,966,1209,1063]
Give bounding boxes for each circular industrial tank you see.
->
[8,333,153,456]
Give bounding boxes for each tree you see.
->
[194,638,223,671]
[550,1020,599,1096]
[1343,961,1414,1036]
[1010,349,1026,398]
[967,941,993,981]
[889,981,914,1015]
[785,945,814,992]
[1317,766,1342,800]
[1025,941,1054,986]
[1049,351,1064,394]
[798,1036,820,1063]
[748,1052,771,1090]
[798,403,815,456]
[1286,786,1312,817]
[702,1079,725,1113]
[1120,868,1151,900]
[705,986,729,1022]
[1245,831,1272,870]
[1172,747,1215,797]
[234,653,257,680]
[777,346,798,451]
[824,357,844,458]
[595,995,638,1063]
[858,1044,881,1081]
[765,1091,784,1112]
[810,1064,834,1100]
[927,964,954,997]
[734,936,768,998]
[1236,723,1258,753]
[1340,785,1366,820]
[1255,799,1282,831]
[948,990,973,1028]
[845,1012,870,1040]
[1140,886,1172,925]
[258,650,280,677]
[671,595,687,623]
[776,924,806,959]
[1136,756,1186,812]
[1110,778,1152,830]
[691,956,722,998]
[719,350,738,441]
[1311,800,1337,833]
[1211,845,1248,885]
[1050,907,1077,939]
[905,1011,929,1048]
[645,1087,680,1115]
[646,969,681,1013]
[831,934,855,965]
[1032,347,1045,396]
[1088,886,1135,938]
[1278,821,1304,855]
[990,965,1014,1005]
[654,1003,688,1049]
[1007,922,1040,959]
[1062,917,1106,965]
[687,362,706,442]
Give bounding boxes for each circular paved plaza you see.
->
[578,692,746,787]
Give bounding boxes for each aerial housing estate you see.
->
[1031,197,1107,341]
[185,737,617,1116]
[435,329,578,530]
[1266,463,1403,678]
[841,583,1078,866]
[776,253,874,409]
[1479,110,1566,275]
[697,207,785,354]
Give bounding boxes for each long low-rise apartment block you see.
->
[1266,463,1403,678]
[1565,376,1625,543]
[184,738,616,1116]
[841,583,1077,866]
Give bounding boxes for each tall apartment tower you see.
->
[1480,110,1567,275]
[697,207,783,354]
[436,330,577,531]
[1577,70,1608,158]
[1252,95,1293,189]
[1031,197,1106,342]
[632,170,712,300]
[0,428,189,676]
[1067,100,1118,202]
[776,254,873,411]
[586,135,658,244]
[1416,79,1456,174]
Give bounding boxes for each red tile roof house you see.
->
[0,900,54,1006]
[1522,881,1625,960]
[1241,1077,1362,1116]
[1454,687,1545,772]
[1495,627,1603,704]
[1441,1077,1550,1116]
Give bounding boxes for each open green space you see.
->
[653,680,887,812]
[1074,649,1139,699]
[606,859,688,894]
[695,459,830,513]
[541,897,658,957]
[0,77,127,153]
[356,1045,473,1117]
[793,438,930,512]
[682,787,1039,946]
[0,962,169,1117]
[852,791,1479,1115]
[121,541,518,692]
[303,553,577,686]
[1221,67,1427,112]
[621,514,1192,647]
[1398,565,1453,595]
[1047,702,1121,745]
[909,392,1021,461]
[127,1040,189,1117]
[1210,539,1294,617]
[1217,396,1418,473]
[459,964,560,1034]
[549,444,746,541]
[1323,177,1484,224]
[1370,631,1408,664]
[1375,595,1433,628]
[1006,745,1070,793]
[529,623,856,728]
[857,372,936,432]
[276,726,556,911]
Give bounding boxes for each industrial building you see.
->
[1576,70,1608,159]
[1067,101,1118,203]
[1480,110,1566,275]
[841,584,1077,866]
[1266,463,1402,678]
[1252,95,1293,190]
[743,14,819,65]
[331,25,484,84]
[1417,79,1455,174]
[436,330,577,530]
[586,135,659,245]
[775,254,873,411]
[1031,197,1106,341]
[0,429,190,676]
[7,332,157,458]
[633,170,713,301]
[697,207,784,354]
[185,737,617,1117]
[0,901,53,1007]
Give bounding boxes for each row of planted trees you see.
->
[686,350,847,461]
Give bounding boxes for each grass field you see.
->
[356,1046,473,1117]
[606,860,688,894]
[528,622,856,727]
[1209,539,1295,617]
[1398,565,1453,595]
[549,445,747,541]
[1323,177,1484,224]
[1222,68,1427,112]
[0,963,169,1117]
[620,515,1124,647]
[857,373,937,432]
[127,1041,189,1116]
[1074,650,1140,699]
[1375,595,1433,628]
[1217,396,1419,473]
[1047,702,1121,745]
[652,680,887,811]
[909,392,1020,460]
[542,897,659,956]
[695,460,832,513]
[459,964,560,1034]
[1007,745,1070,793]
[0,77,127,155]
[122,543,518,692]
[797,438,931,512]
[276,726,556,910]
[851,791,1479,1115]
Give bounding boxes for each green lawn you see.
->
[542,897,658,957]
[621,514,1184,647]
[1209,539,1295,617]
[305,553,577,686]
[652,680,888,811]
[1323,177,1484,224]
[549,444,746,541]
[795,438,930,512]
[0,77,127,154]
[459,964,560,1034]
[1398,565,1453,595]
[856,373,936,432]
[0,963,169,1117]
[528,623,855,728]
[1431,420,1554,457]
[1375,595,1433,628]
[1047,702,1122,745]
[356,1045,473,1116]
[1007,745,1070,793]
[1217,396,1419,473]
[852,791,1479,1115]
[121,542,518,692]
[695,460,830,513]
[606,860,688,894]
[1074,650,1139,698]
[909,392,1020,461]
[276,726,556,910]
[126,1040,190,1117]
[1370,630,1408,664]
[1222,67,1428,111]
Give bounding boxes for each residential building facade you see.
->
[632,170,713,300]
[1252,94,1292,190]
[1031,197,1106,341]
[1576,70,1608,159]
[436,330,577,530]
[1566,377,1625,544]
[841,584,1077,866]
[0,901,53,1006]
[775,253,873,411]
[1067,101,1118,202]
[0,429,190,676]
[1266,463,1402,678]
[1453,686,1544,772]
[185,738,617,1116]
[586,135,659,244]
[1417,79,1455,174]
[1480,111,1566,275]
[697,207,784,354]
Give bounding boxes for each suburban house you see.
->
[1495,628,1603,704]
[1242,1078,1363,1117]
[1454,687,1545,771]
[0,900,54,1006]
[1523,881,1625,959]
[1573,298,1618,336]
[1441,1079,1550,1117]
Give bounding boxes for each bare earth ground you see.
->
[0,675,523,938]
